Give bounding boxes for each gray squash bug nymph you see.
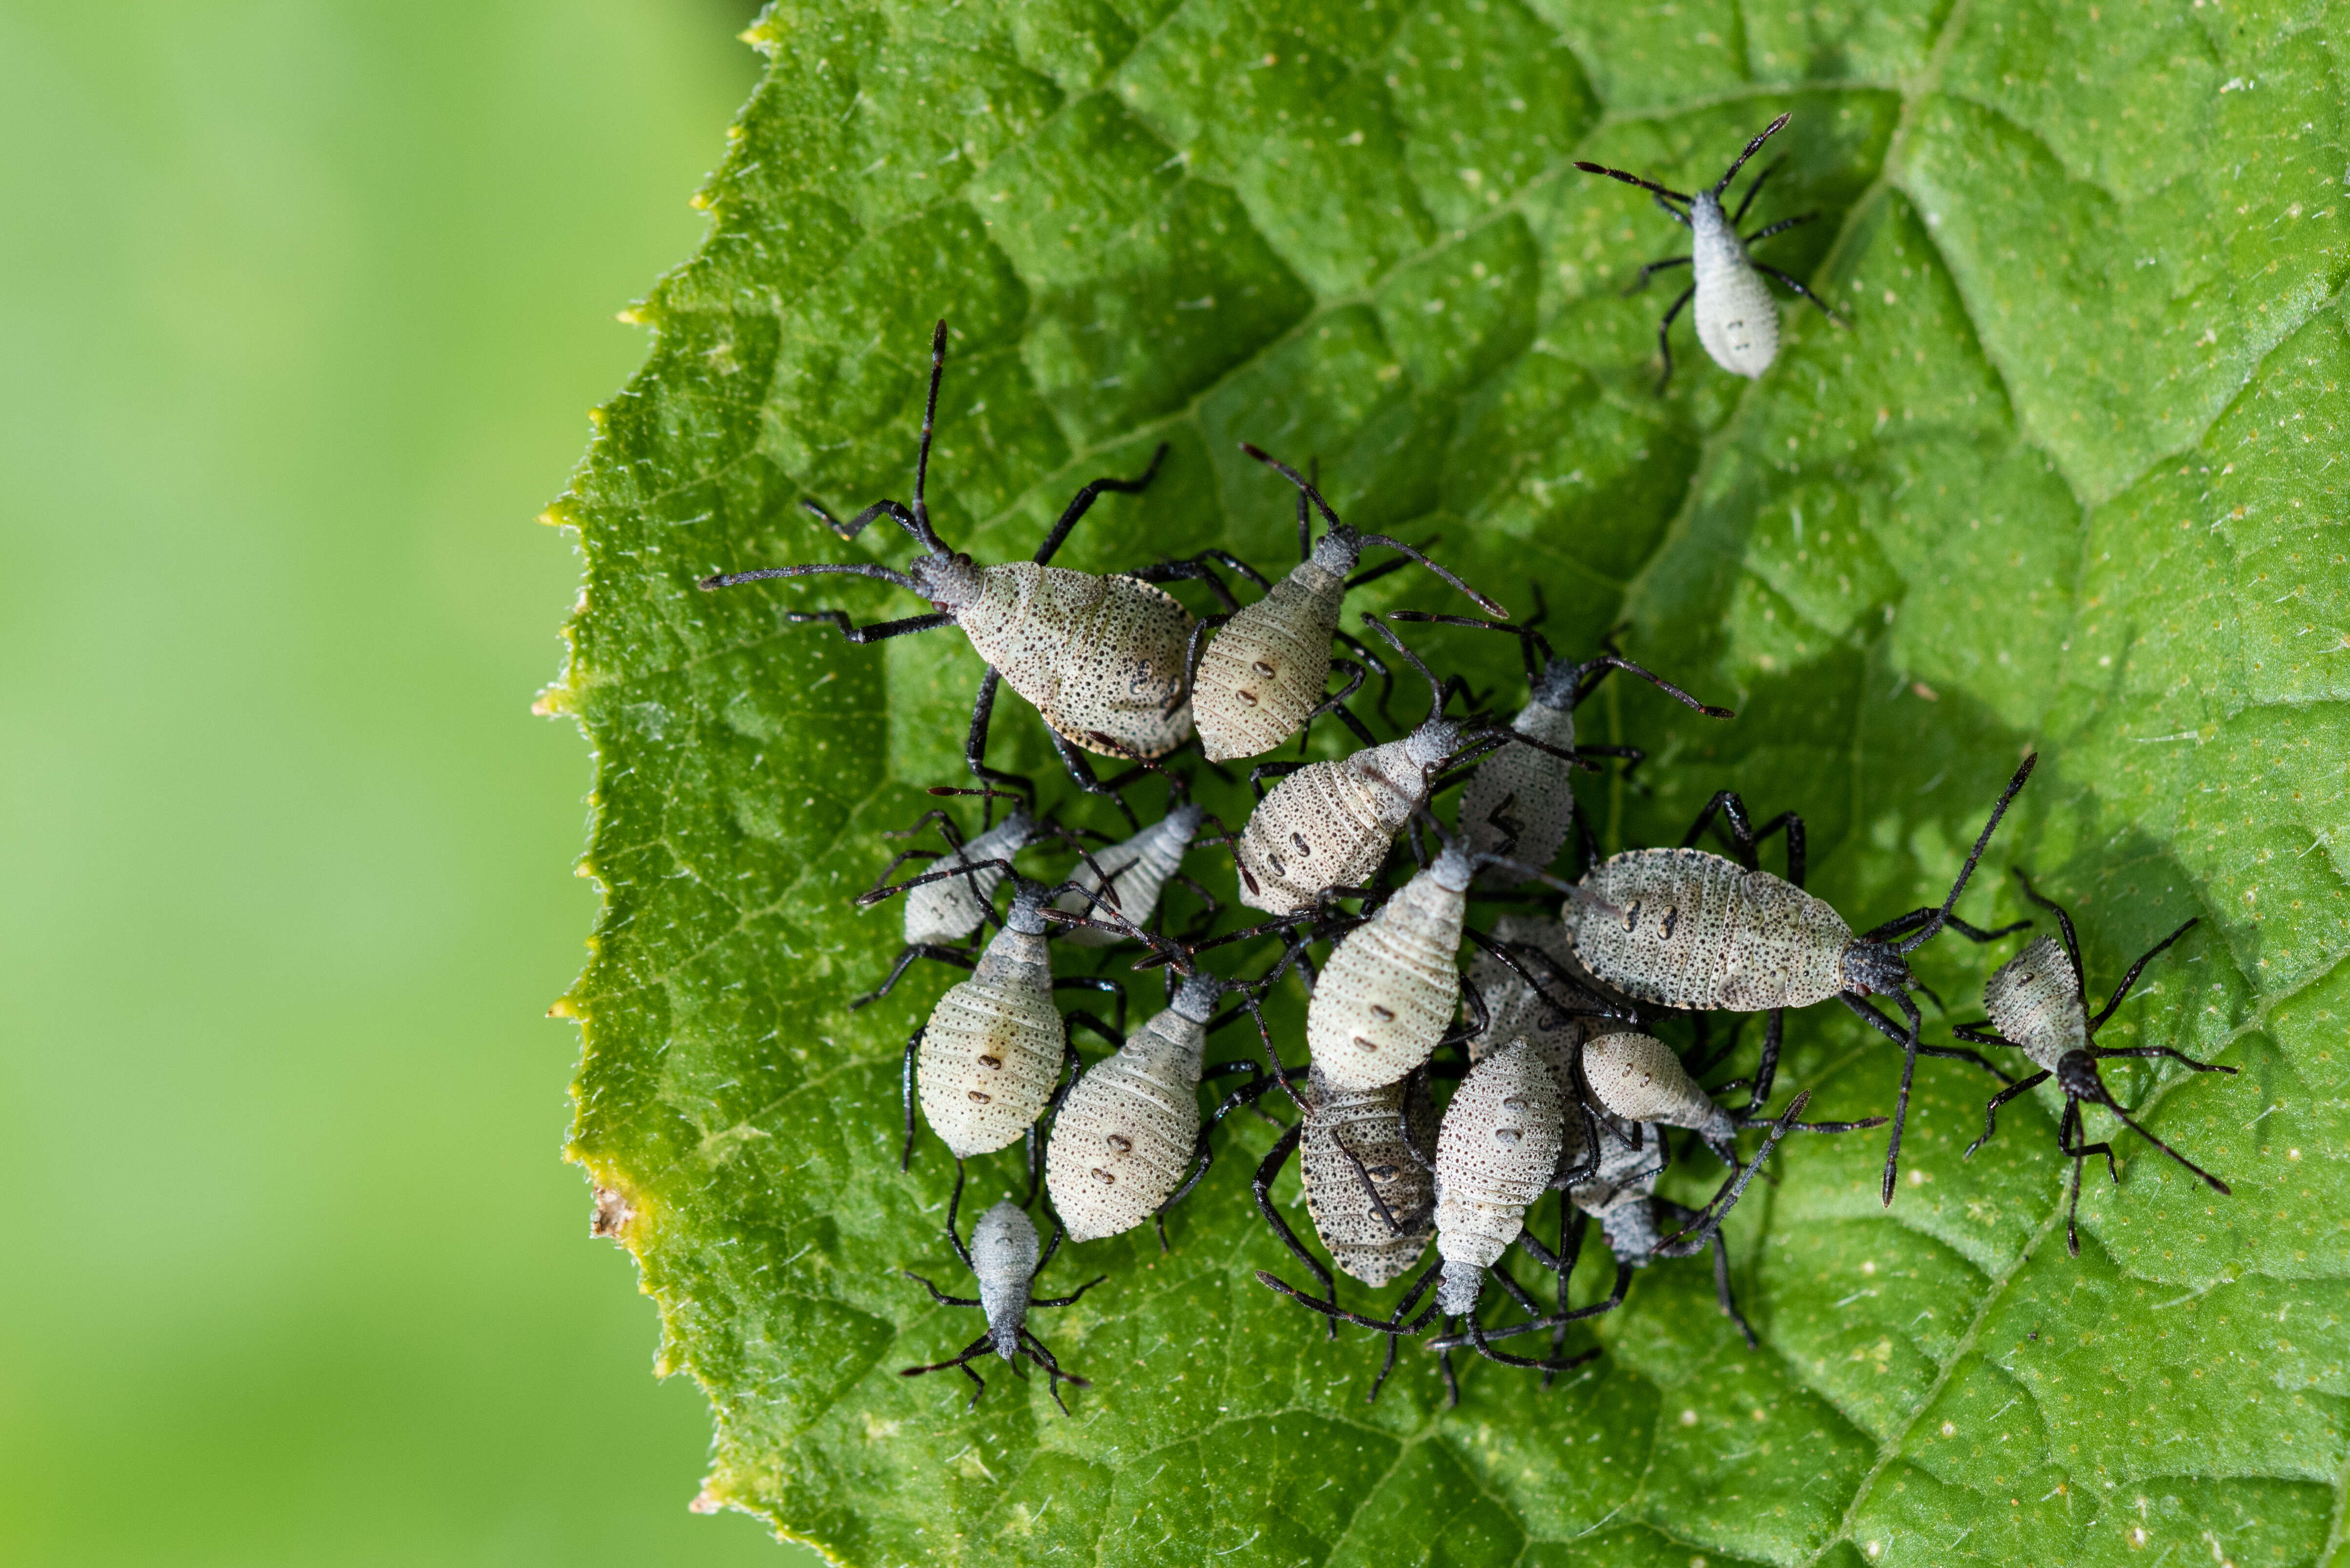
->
[1231,613,1585,914]
[852,805,1039,1007]
[1390,608,1734,885]
[699,320,1261,810]
[1042,965,1269,1247]
[1563,753,2041,1205]
[900,1166,1105,1412]
[1431,1092,1812,1363]
[1181,448,1509,764]
[1049,801,1208,947]
[1956,870,2236,1257]
[1575,114,1842,389]
[857,860,1129,1183]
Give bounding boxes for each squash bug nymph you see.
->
[1575,114,1843,389]
[900,1167,1104,1413]
[1957,870,2236,1256]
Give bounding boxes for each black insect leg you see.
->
[1369,1263,1444,1405]
[1133,555,1242,612]
[1680,791,1804,882]
[1747,1008,1784,1115]
[1752,263,1843,325]
[2055,1096,2117,1258]
[1299,656,1379,754]
[963,669,1037,825]
[1248,760,1308,801]
[900,1028,926,1171]
[1426,1260,1633,1348]
[1250,1125,1337,1337]
[1544,1207,1589,1387]
[1054,974,1129,1036]
[1331,630,1396,727]
[1030,444,1171,566]
[1626,253,1692,294]
[902,1272,982,1309]
[1655,284,1695,392]
[1964,1068,2052,1160]
[1168,612,1231,716]
[1155,1067,1275,1249]
[1730,155,1783,224]
[1044,726,1147,831]
[853,944,978,1011]
[1018,1327,1094,1415]
[779,609,955,644]
[899,1331,998,1407]
[1742,209,1819,247]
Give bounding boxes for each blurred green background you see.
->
[0,4,818,1562]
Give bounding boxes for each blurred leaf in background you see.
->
[0,2,818,1564]
[552,0,2350,1565]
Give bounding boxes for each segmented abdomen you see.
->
[1306,874,1466,1091]
[959,563,1194,759]
[1569,848,1848,1011]
[1299,1069,1435,1286]
[1044,1018,1206,1242]
[917,931,1064,1159]
[1193,566,1345,762]
[1235,742,1418,914]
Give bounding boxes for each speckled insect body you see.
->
[1187,449,1507,763]
[900,1168,1104,1412]
[1232,717,1466,914]
[1388,615,1732,888]
[1050,803,1206,947]
[1044,970,1262,1244]
[1293,1065,1439,1287]
[853,807,1040,1007]
[1562,756,2039,1204]
[1305,843,1478,1091]
[1574,114,1841,389]
[700,322,1262,806]
[914,881,1074,1161]
[1430,1039,1567,1316]
[1957,872,2236,1256]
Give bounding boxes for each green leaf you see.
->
[544,1,2350,1562]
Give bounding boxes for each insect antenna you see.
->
[1354,611,1451,725]
[697,559,922,592]
[1572,159,1694,204]
[1240,444,1511,616]
[2009,867,2087,993]
[1895,752,2040,957]
[907,318,952,553]
[1713,112,1792,196]
[855,855,1019,908]
[1653,1091,1812,1253]
[1386,608,1554,686]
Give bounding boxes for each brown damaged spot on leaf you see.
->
[591,1183,636,1241]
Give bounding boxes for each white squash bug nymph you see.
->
[1389,607,1733,884]
[1956,870,2236,1256]
[699,320,1266,813]
[1575,114,1843,389]
[858,859,1128,1184]
[1042,964,1268,1247]
[899,1166,1104,1412]
[1228,613,1586,914]
[1180,447,1509,764]
[1562,754,2040,1204]
[1049,800,1208,947]
[1431,1091,1814,1362]
[852,804,1039,1007]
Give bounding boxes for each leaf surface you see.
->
[545,2,2350,1563]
